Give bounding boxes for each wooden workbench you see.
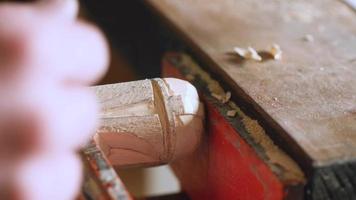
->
[144,0,356,199]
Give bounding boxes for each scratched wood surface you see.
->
[163,53,305,199]
[145,0,356,167]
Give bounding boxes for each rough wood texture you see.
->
[93,78,204,167]
[146,0,356,167]
[145,0,356,199]
[163,53,305,199]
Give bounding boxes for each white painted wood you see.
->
[93,78,204,167]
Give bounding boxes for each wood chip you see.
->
[222,91,231,103]
[246,47,262,61]
[233,46,262,61]
[185,74,195,81]
[303,34,314,42]
[234,47,248,57]
[226,110,237,117]
[211,92,223,101]
[211,91,231,104]
[269,44,282,60]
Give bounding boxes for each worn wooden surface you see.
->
[162,53,305,200]
[146,0,356,168]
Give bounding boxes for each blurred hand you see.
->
[0,0,109,199]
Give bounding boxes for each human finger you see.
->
[16,153,82,200]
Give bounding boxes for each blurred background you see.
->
[81,0,179,85]
[0,0,184,198]
[79,1,182,197]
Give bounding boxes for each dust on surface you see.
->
[179,54,305,183]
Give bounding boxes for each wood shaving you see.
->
[185,74,195,81]
[234,46,262,61]
[227,110,237,117]
[211,92,223,101]
[222,91,231,103]
[303,34,314,42]
[269,44,282,60]
[179,54,305,182]
[234,47,248,57]
[211,91,231,104]
[246,47,262,61]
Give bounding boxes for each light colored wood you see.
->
[93,78,204,167]
[146,0,356,167]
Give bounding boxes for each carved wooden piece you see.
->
[92,78,204,167]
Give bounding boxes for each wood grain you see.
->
[163,54,305,199]
[93,78,204,168]
[146,0,356,168]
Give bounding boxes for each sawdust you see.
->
[226,110,237,117]
[211,92,224,102]
[185,74,195,81]
[179,54,305,183]
[228,101,304,182]
[212,91,231,104]
[222,92,231,103]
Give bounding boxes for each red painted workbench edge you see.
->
[162,52,301,200]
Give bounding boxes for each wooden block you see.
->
[145,0,356,198]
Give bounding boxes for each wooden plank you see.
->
[146,0,356,168]
[149,0,356,165]
[143,1,356,198]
